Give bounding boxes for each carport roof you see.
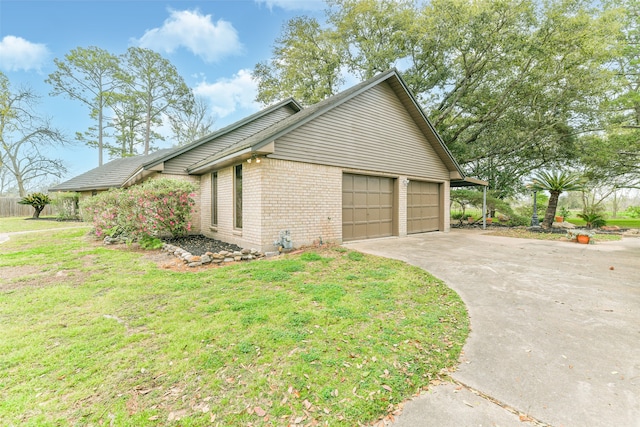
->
[451,177,488,187]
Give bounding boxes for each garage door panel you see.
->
[367,193,381,205]
[353,192,367,205]
[343,174,395,241]
[408,181,440,234]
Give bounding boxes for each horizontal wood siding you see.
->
[163,106,296,175]
[271,82,450,180]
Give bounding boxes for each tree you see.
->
[254,0,621,198]
[120,47,194,154]
[530,170,584,228]
[19,192,51,219]
[254,16,345,106]
[46,46,122,166]
[573,0,640,195]
[106,91,147,157]
[0,73,67,196]
[169,96,215,146]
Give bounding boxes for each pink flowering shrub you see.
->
[79,189,122,237]
[80,178,197,239]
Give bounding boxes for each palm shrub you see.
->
[577,212,606,229]
[18,192,51,219]
[530,170,584,228]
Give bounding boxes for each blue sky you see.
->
[0,0,326,180]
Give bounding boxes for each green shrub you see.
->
[51,192,80,220]
[577,212,606,229]
[451,212,464,220]
[138,234,164,250]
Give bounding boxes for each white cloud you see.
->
[194,69,259,119]
[255,0,325,11]
[134,9,242,62]
[0,35,49,71]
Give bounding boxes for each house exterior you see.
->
[51,69,481,252]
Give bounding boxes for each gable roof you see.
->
[49,98,303,193]
[187,69,465,178]
[49,149,172,192]
[142,98,302,171]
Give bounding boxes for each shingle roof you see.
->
[49,149,171,192]
[142,98,302,170]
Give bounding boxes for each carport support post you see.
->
[482,186,487,229]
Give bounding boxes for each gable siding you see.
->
[163,105,297,175]
[271,82,450,180]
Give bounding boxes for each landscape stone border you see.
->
[161,243,267,267]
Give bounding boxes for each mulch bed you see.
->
[162,234,243,256]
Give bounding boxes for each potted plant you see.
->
[555,215,564,223]
[566,229,594,244]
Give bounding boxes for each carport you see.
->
[450,177,489,228]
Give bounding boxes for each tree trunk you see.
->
[33,205,44,219]
[543,191,560,228]
[99,93,104,166]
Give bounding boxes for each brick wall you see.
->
[259,158,342,251]
[398,177,408,236]
[200,164,264,250]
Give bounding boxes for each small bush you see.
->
[578,212,606,229]
[51,192,80,220]
[139,234,163,250]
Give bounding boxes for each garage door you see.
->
[342,174,394,241]
[407,181,440,234]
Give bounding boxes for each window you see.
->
[234,164,242,229]
[211,172,218,226]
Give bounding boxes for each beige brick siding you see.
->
[258,158,342,251]
[443,180,451,231]
[398,177,408,236]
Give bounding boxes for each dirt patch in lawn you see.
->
[0,265,89,292]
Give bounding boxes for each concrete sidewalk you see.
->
[347,230,640,427]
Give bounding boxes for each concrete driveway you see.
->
[346,230,640,427]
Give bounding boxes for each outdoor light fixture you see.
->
[247,155,262,164]
[531,189,540,227]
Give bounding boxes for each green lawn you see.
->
[0,225,468,426]
[567,218,640,229]
[0,216,85,233]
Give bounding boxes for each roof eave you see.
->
[188,141,276,174]
[142,98,303,170]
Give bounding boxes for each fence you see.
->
[0,197,56,218]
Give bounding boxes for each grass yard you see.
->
[567,218,640,229]
[0,216,85,233]
[0,225,468,426]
